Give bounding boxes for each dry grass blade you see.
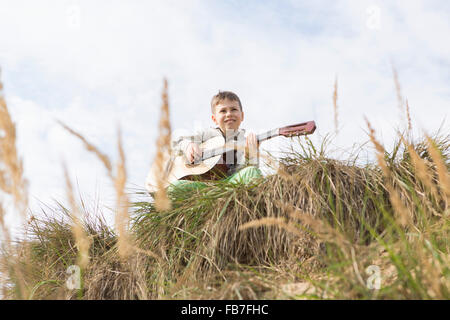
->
[333,75,338,135]
[426,134,450,207]
[0,204,13,297]
[288,207,351,248]
[365,117,389,177]
[401,136,439,201]
[392,64,404,118]
[63,162,92,269]
[366,118,412,226]
[0,83,29,219]
[57,120,113,178]
[392,64,413,132]
[115,127,133,259]
[0,73,29,299]
[239,217,302,237]
[153,78,172,211]
[57,120,134,258]
[58,117,159,262]
[387,184,412,227]
[405,99,412,132]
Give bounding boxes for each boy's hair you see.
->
[210,91,243,113]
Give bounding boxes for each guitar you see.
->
[145,121,316,193]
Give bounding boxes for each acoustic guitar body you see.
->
[146,136,226,193]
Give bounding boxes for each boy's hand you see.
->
[185,142,201,164]
[245,133,259,163]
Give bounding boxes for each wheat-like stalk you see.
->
[239,216,303,237]
[114,127,132,259]
[153,79,172,211]
[0,82,29,219]
[333,75,338,135]
[57,120,113,178]
[392,64,413,132]
[365,117,389,177]
[392,64,404,117]
[426,134,450,209]
[63,162,92,269]
[58,120,161,263]
[405,99,412,132]
[0,73,29,298]
[366,118,411,226]
[387,183,412,227]
[401,136,438,202]
[58,121,134,259]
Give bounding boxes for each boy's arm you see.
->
[172,130,204,156]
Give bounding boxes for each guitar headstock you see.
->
[279,121,316,137]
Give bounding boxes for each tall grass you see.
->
[0,74,30,299]
[0,75,448,299]
[333,75,338,135]
[153,78,172,212]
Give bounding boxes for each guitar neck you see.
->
[200,128,280,162]
[256,128,280,144]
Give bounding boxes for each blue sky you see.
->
[0,0,449,234]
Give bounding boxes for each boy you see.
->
[166,91,263,193]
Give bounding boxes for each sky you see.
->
[0,0,449,236]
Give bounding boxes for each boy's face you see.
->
[211,98,244,133]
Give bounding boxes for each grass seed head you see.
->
[426,134,450,205]
[333,75,338,135]
[153,78,172,211]
[63,162,92,269]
